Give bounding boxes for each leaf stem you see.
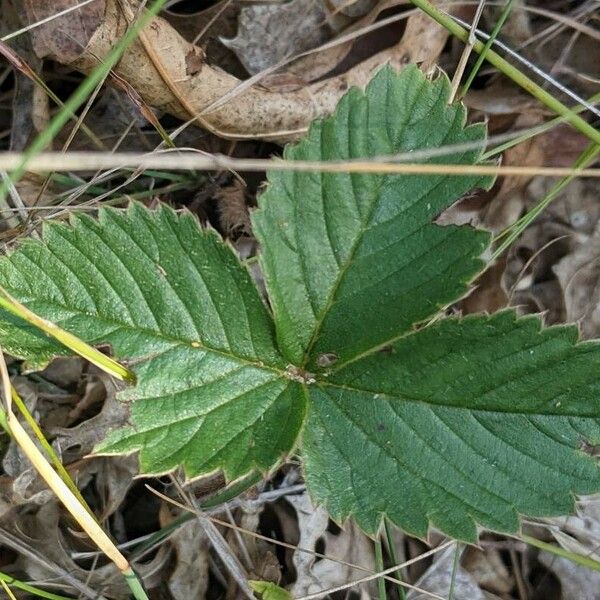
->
[409,0,600,146]
[520,533,600,573]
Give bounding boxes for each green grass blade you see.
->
[482,92,600,160]
[460,0,514,98]
[0,571,72,600]
[520,533,600,574]
[11,386,93,512]
[0,0,169,203]
[493,142,600,257]
[409,0,600,146]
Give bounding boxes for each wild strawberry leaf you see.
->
[251,66,600,540]
[302,312,600,540]
[0,203,305,479]
[253,65,492,369]
[1,65,599,544]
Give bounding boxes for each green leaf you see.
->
[249,581,293,600]
[253,65,492,369]
[0,203,305,479]
[2,65,600,545]
[302,312,600,539]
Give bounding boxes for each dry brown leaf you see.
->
[286,493,376,598]
[554,221,600,340]
[166,517,211,600]
[19,0,448,141]
[23,0,104,62]
[6,501,169,599]
[539,551,600,600]
[461,257,509,316]
[284,0,415,83]
[217,179,251,235]
[406,545,485,600]
[329,0,378,18]
[462,545,513,596]
[221,0,332,76]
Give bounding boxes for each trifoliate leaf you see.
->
[0,203,305,479]
[302,312,600,540]
[253,65,492,368]
[2,65,599,545]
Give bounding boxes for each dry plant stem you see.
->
[0,41,104,149]
[0,150,598,178]
[0,526,106,599]
[0,350,147,600]
[147,485,453,595]
[29,76,108,223]
[170,476,255,599]
[449,0,485,100]
[1,0,97,42]
[459,0,514,98]
[493,142,600,257]
[25,0,447,141]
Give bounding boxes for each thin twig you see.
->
[0,150,598,178]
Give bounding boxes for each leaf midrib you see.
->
[299,92,468,368]
[318,379,597,418]
[7,287,287,375]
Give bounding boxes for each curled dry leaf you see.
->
[51,379,129,460]
[19,0,448,141]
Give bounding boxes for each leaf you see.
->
[302,312,600,539]
[249,580,293,600]
[2,65,600,545]
[0,203,305,478]
[253,65,492,368]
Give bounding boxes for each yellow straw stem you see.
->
[0,287,135,383]
[6,410,130,572]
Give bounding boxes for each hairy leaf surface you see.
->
[302,313,600,539]
[1,66,599,542]
[0,204,304,478]
[253,65,492,368]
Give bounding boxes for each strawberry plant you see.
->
[1,65,599,542]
